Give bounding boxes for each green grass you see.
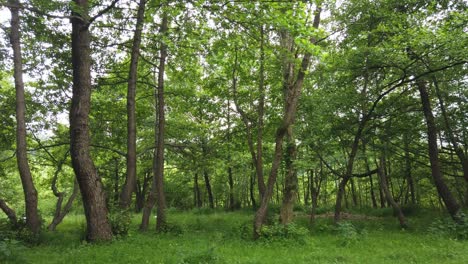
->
[3,209,468,264]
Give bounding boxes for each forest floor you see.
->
[2,208,468,264]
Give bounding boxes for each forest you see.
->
[0,0,467,263]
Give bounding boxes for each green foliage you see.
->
[259,223,309,244]
[2,211,468,263]
[0,220,26,262]
[181,247,223,264]
[108,208,132,237]
[334,222,359,246]
[428,212,468,240]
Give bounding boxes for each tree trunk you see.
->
[48,180,79,231]
[310,168,323,225]
[113,158,119,203]
[253,6,321,239]
[204,170,214,209]
[256,25,266,199]
[154,13,168,232]
[120,0,147,209]
[70,0,113,241]
[417,80,460,220]
[48,151,79,231]
[8,0,41,234]
[377,157,407,228]
[228,167,235,210]
[135,171,150,213]
[250,163,257,209]
[0,199,18,227]
[194,173,202,208]
[403,134,416,204]
[140,13,169,231]
[433,77,468,183]
[279,130,298,224]
[350,178,358,207]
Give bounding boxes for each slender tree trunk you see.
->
[377,157,407,228]
[120,0,147,209]
[433,77,468,183]
[310,169,322,225]
[403,134,416,204]
[48,151,79,231]
[113,158,119,203]
[48,180,79,231]
[417,80,460,220]
[135,171,150,213]
[256,25,266,199]
[250,163,257,209]
[228,167,235,210]
[253,6,321,239]
[203,170,214,209]
[334,119,367,223]
[0,199,18,227]
[8,0,41,234]
[141,13,169,231]
[70,0,113,241]
[350,178,358,207]
[279,130,298,224]
[194,173,202,208]
[153,13,168,232]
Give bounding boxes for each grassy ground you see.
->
[2,208,468,264]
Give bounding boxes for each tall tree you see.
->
[120,0,147,209]
[416,80,461,220]
[70,0,113,241]
[141,12,168,231]
[8,0,41,234]
[253,5,321,238]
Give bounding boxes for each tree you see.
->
[253,4,322,238]
[120,0,147,209]
[8,0,41,234]
[70,0,113,241]
[141,12,168,231]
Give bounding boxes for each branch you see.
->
[0,2,85,22]
[88,0,120,25]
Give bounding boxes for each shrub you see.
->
[108,207,132,237]
[260,223,309,244]
[428,212,468,240]
[333,221,366,246]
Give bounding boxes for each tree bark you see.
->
[70,0,113,241]
[0,199,18,227]
[120,0,147,209]
[279,130,298,224]
[9,0,41,234]
[417,80,460,220]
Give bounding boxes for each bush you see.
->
[108,208,131,237]
[333,221,366,246]
[428,212,468,240]
[260,223,309,244]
